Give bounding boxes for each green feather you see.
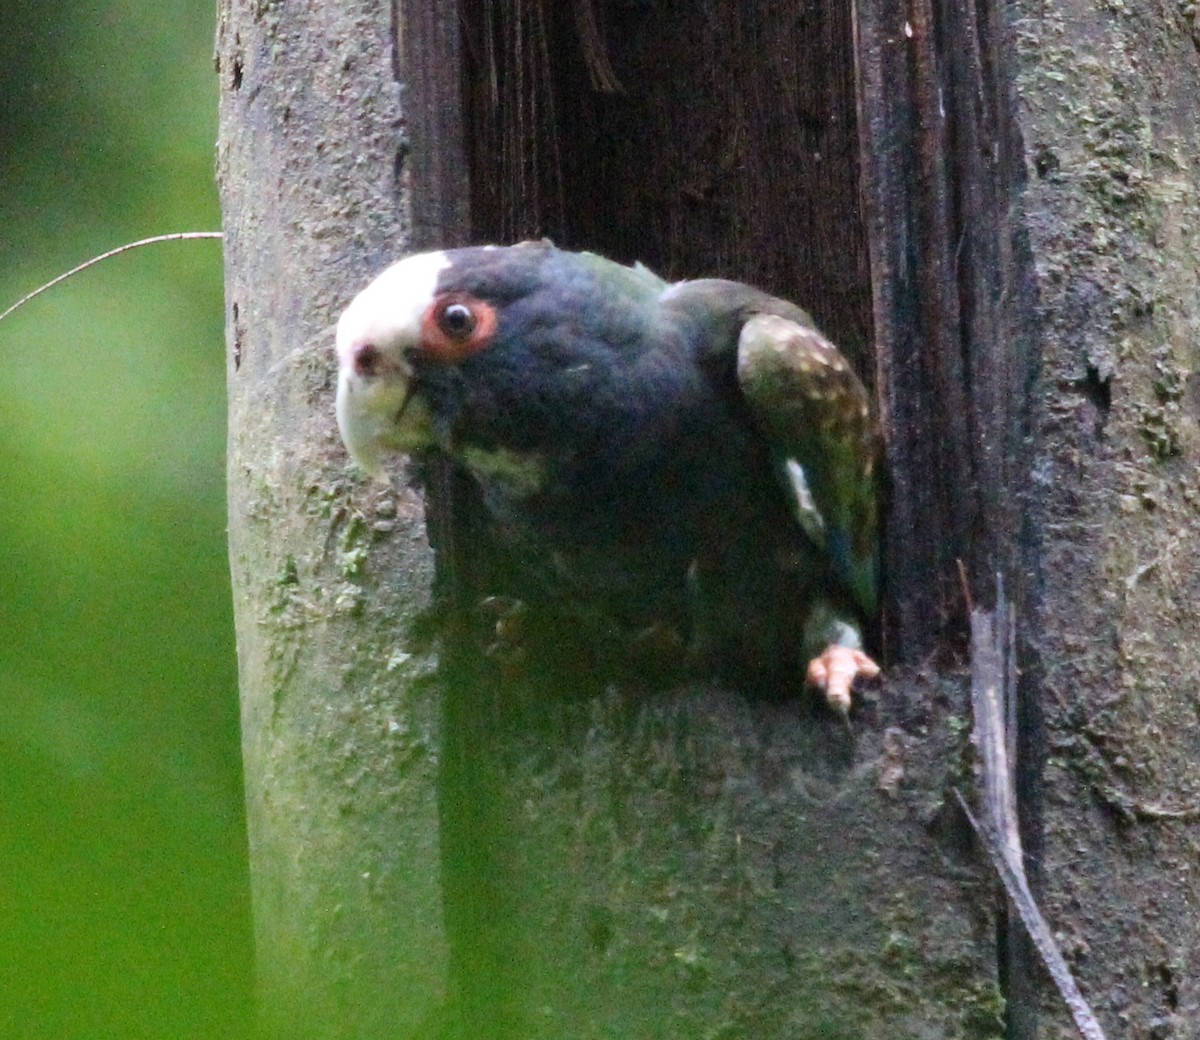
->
[736,314,879,617]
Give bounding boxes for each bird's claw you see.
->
[806,645,880,715]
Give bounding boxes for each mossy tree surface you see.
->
[216,1,461,1035]
[220,0,1200,1037]
[1014,1,1200,1033]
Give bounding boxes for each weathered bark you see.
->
[857,0,1200,1032]
[216,1,463,1035]
[220,0,1200,1037]
[855,0,1037,659]
[1013,3,1200,1035]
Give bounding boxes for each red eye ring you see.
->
[420,293,497,363]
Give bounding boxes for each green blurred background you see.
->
[0,1,254,1037]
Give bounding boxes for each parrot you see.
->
[335,241,879,712]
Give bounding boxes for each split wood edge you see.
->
[962,591,1107,1040]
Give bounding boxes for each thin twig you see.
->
[956,792,1107,1040]
[0,231,223,325]
[967,591,1109,1040]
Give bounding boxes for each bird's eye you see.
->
[438,301,477,339]
[421,292,497,363]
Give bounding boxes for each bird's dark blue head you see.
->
[336,242,672,474]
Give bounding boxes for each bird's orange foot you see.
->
[806,646,880,714]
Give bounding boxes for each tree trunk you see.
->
[1013,1,1200,1033]
[219,0,1200,1037]
[216,1,465,1035]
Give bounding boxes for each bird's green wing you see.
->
[736,314,878,616]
